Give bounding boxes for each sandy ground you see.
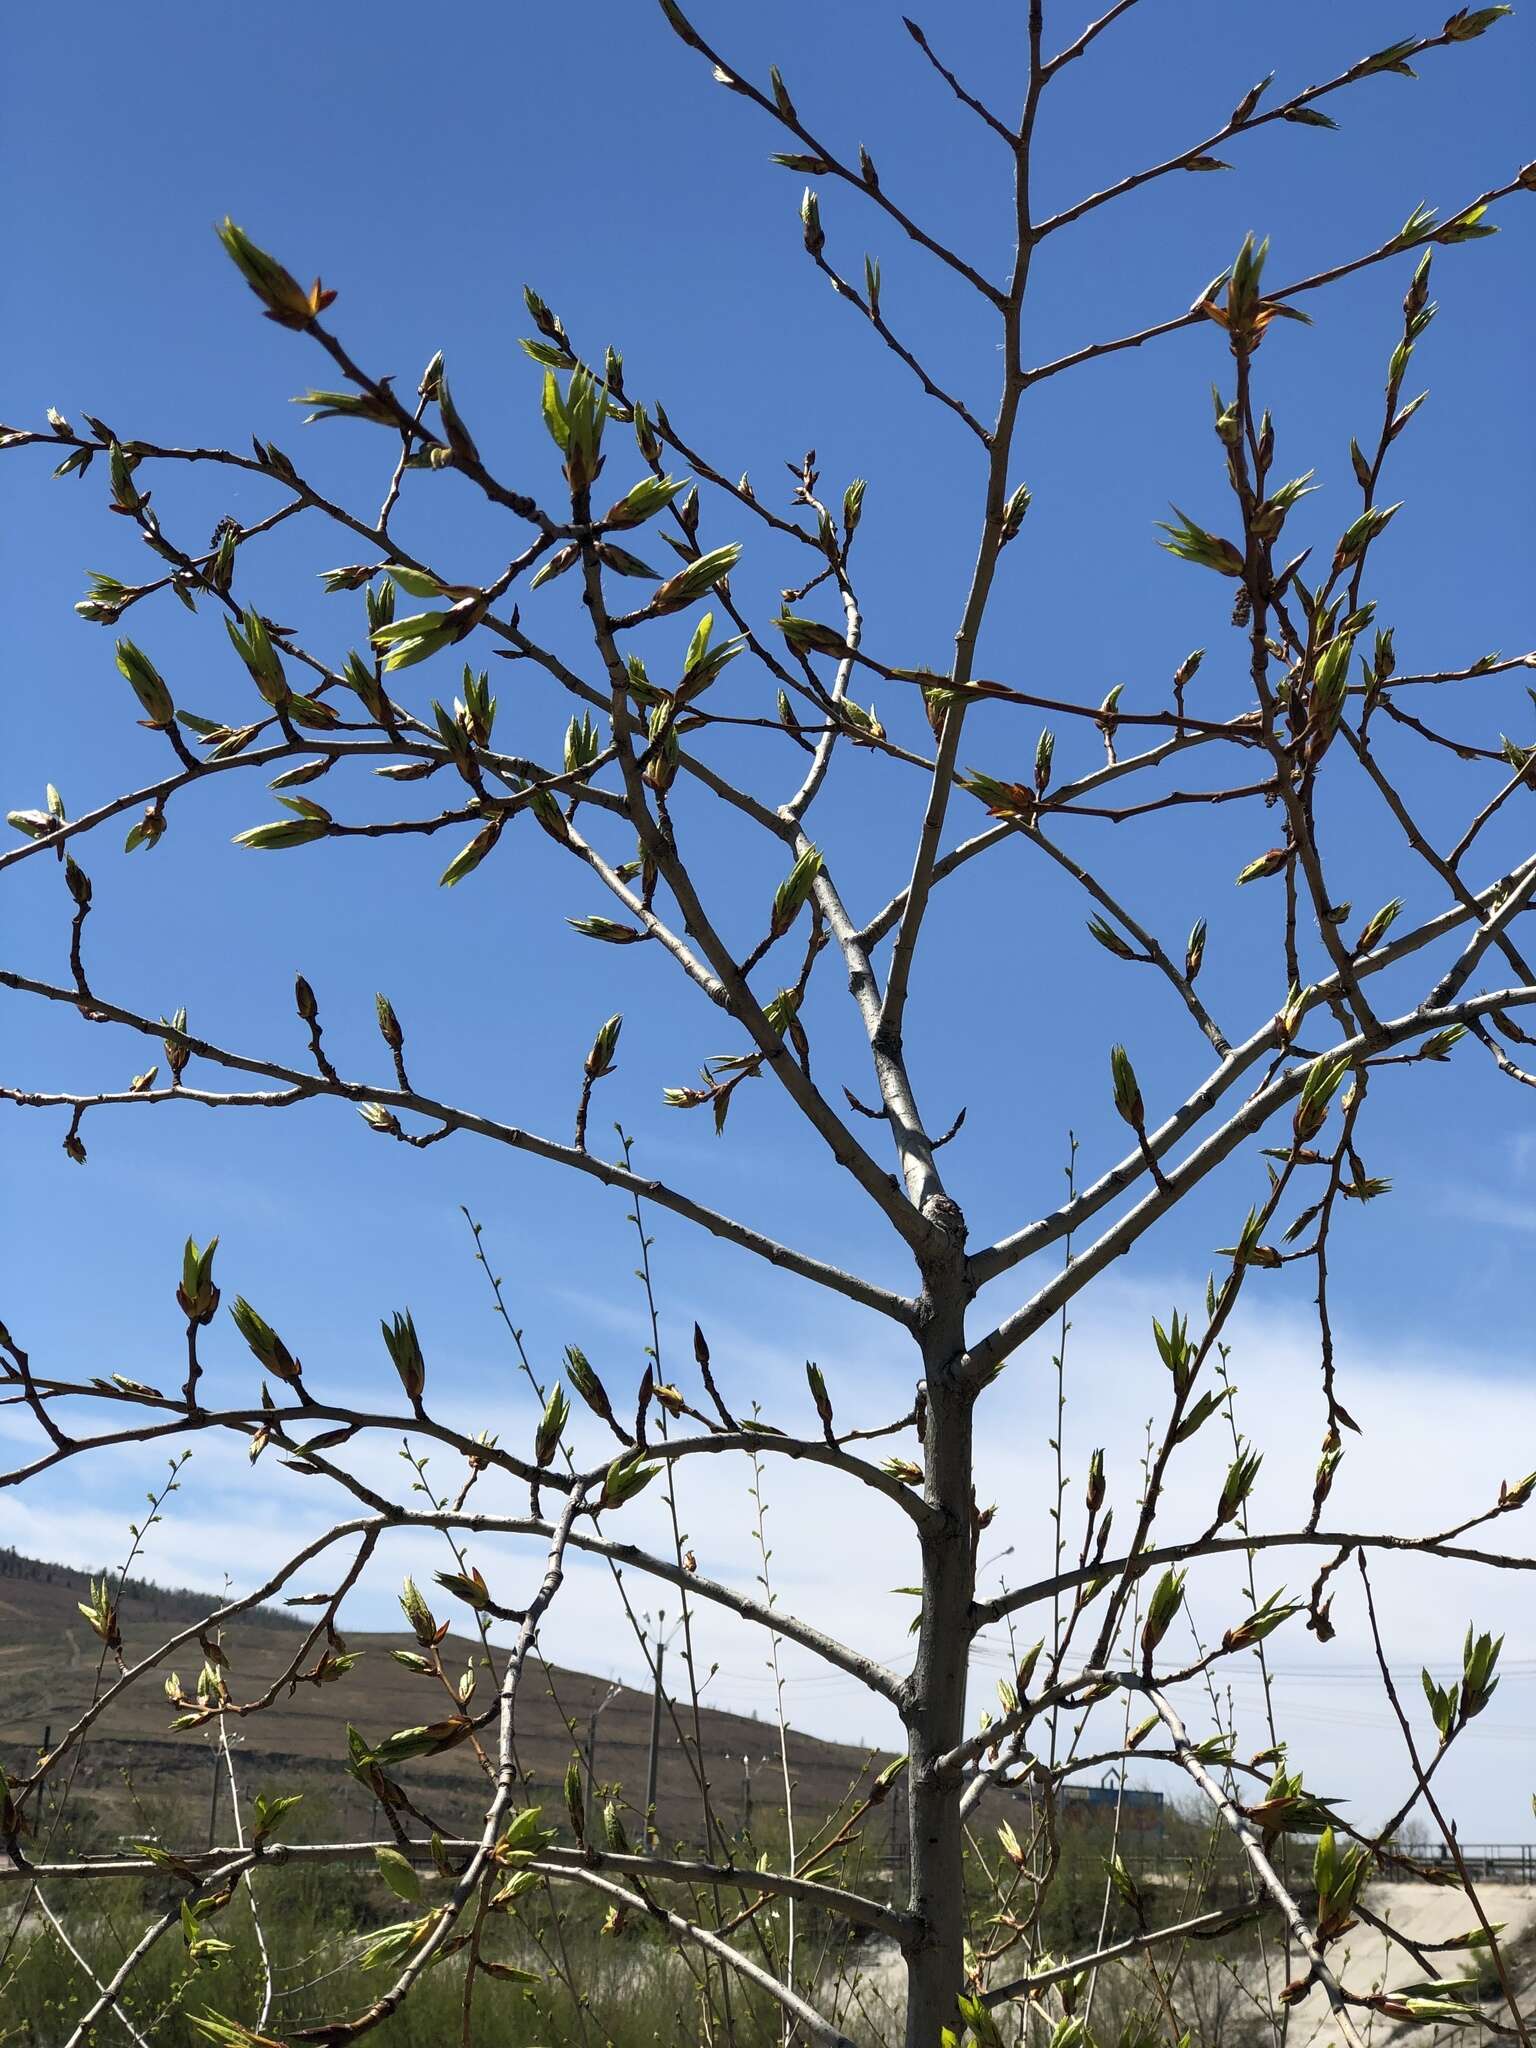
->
[851,1883,1536,2044]
[1272,1882,1536,2046]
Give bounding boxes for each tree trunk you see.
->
[904,1279,975,2048]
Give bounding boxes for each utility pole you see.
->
[642,1610,681,1852]
[584,1682,621,1841]
[206,1746,221,1849]
[643,1633,666,1849]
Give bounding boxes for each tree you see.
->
[2,4,1534,2044]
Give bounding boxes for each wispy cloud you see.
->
[1437,1184,1536,1233]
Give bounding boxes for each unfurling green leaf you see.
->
[1109,1044,1143,1129]
[535,1384,570,1469]
[1141,1568,1187,1661]
[381,1309,426,1404]
[439,822,501,888]
[564,1345,617,1427]
[1157,507,1245,577]
[233,816,330,852]
[374,1847,422,1900]
[770,845,824,937]
[1292,1054,1351,1144]
[600,1452,659,1510]
[115,640,176,728]
[1236,846,1289,885]
[605,474,688,529]
[217,217,335,329]
[1086,915,1136,962]
[650,544,742,616]
[230,1297,302,1383]
[776,613,851,659]
[584,1013,623,1080]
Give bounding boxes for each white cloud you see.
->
[9,1272,1536,1838]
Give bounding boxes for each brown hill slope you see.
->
[0,1550,890,1848]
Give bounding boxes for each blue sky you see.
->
[3,3,1535,1831]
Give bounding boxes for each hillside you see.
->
[0,1550,892,1849]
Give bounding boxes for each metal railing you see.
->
[1410,1843,1536,1884]
[1116,1842,1536,1886]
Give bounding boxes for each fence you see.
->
[1117,1842,1536,1887]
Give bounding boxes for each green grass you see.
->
[4,1859,884,2048]
[1,1774,1282,2045]
[1,1789,883,2047]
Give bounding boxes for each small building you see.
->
[1058,1777,1165,1834]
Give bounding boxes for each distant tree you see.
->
[2,6,1534,2046]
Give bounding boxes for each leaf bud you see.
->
[381,1309,426,1404]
